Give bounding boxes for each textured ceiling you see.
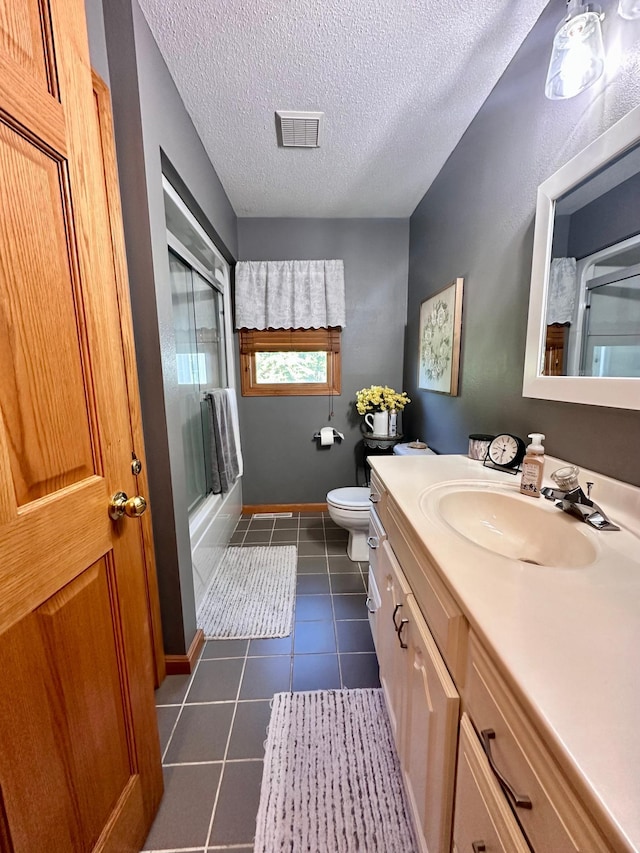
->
[137,0,549,218]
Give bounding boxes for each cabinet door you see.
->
[376,541,412,745]
[453,714,531,853]
[401,596,460,853]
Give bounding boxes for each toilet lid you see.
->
[327,487,371,510]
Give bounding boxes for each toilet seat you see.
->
[326,487,370,510]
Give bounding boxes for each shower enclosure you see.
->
[164,177,240,609]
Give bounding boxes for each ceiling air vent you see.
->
[275,111,324,148]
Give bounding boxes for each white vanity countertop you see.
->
[369,453,640,852]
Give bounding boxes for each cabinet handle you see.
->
[396,617,408,649]
[392,603,408,649]
[472,843,486,853]
[481,729,532,810]
[370,493,380,503]
[365,596,376,614]
[367,535,379,549]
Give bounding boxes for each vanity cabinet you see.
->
[368,475,617,853]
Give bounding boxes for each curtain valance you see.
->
[235,259,346,330]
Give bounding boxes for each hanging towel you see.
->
[547,257,577,324]
[205,390,240,494]
[224,387,244,477]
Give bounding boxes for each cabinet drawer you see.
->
[367,509,385,646]
[386,497,467,684]
[366,567,381,648]
[454,714,531,853]
[465,633,613,853]
[369,470,387,526]
[368,506,387,580]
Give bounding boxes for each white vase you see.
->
[365,410,389,436]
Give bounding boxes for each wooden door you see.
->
[0,0,163,850]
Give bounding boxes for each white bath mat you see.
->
[197,545,296,639]
[254,689,418,853]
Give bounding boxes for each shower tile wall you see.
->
[144,512,379,852]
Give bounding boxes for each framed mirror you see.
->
[523,104,640,410]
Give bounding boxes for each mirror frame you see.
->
[523,103,640,411]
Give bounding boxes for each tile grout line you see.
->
[325,527,344,688]
[203,640,252,850]
[163,757,265,768]
[160,640,208,764]
[288,514,300,689]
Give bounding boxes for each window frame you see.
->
[239,327,341,396]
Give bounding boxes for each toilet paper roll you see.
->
[320,427,334,446]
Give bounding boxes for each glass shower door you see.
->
[169,251,228,513]
[192,270,226,498]
[582,271,640,377]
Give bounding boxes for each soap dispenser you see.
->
[520,433,545,498]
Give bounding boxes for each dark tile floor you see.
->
[143,511,380,852]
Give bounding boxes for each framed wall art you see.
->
[418,277,464,395]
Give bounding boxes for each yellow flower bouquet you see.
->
[355,385,411,414]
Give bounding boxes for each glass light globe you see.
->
[545,3,605,100]
[618,0,640,19]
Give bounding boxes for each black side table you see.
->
[358,425,403,485]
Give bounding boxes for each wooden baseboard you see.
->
[164,629,204,676]
[242,502,328,514]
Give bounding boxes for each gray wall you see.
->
[404,0,640,486]
[237,219,410,504]
[567,172,640,259]
[84,0,109,83]
[90,0,238,654]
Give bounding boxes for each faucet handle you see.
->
[550,465,580,491]
[586,481,594,499]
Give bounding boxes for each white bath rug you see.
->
[197,545,296,639]
[254,689,418,853]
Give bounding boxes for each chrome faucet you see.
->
[541,466,619,531]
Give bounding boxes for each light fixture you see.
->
[545,0,606,100]
[618,0,640,19]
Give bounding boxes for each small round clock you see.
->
[486,433,526,469]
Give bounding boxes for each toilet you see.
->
[326,487,371,561]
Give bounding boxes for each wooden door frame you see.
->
[92,70,165,686]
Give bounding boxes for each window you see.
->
[239,328,341,396]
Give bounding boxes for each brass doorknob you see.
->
[109,491,148,520]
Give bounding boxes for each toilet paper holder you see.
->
[313,428,345,444]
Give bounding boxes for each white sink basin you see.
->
[420,483,598,568]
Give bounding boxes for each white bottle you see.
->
[388,408,397,437]
[520,433,545,498]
